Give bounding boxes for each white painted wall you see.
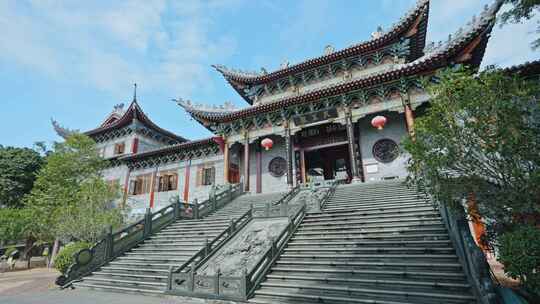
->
[358,112,409,182]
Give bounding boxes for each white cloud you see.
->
[0,0,239,97]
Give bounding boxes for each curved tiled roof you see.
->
[85,101,188,143]
[180,1,502,124]
[213,0,430,104]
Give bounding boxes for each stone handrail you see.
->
[438,203,499,304]
[179,183,243,219]
[56,201,180,287]
[57,183,242,287]
[317,178,345,211]
[167,201,307,301]
[168,207,253,275]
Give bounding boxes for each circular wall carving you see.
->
[268,157,287,177]
[372,139,399,163]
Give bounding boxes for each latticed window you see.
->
[197,165,215,186]
[114,142,125,155]
[158,172,178,192]
[129,174,151,195]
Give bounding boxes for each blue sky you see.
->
[1,0,538,148]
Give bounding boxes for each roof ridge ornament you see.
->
[51,118,79,139]
[324,45,335,55]
[133,83,137,102]
[174,98,237,113]
[371,26,384,39]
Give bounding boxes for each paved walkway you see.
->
[0,289,241,304]
[0,267,240,304]
[0,267,59,296]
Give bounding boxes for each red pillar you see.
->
[149,168,158,209]
[256,144,262,193]
[131,138,139,154]
[122,168,131,208]
[244,137,250,192]
[183,161,191,203]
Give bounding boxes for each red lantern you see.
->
[261,138,273,151]
[371,115,387,130]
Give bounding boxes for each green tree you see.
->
[0,146,44,208]
[24,134,124,263]
[0,208,32,244]
[403,67,540,296]
[500,0,540,48]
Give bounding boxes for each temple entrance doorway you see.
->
[304,144,351,182]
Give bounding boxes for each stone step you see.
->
[300,216,443,227]
[82,276,166,290]
[100,266,170,275]
[329,195,425,204]
[157,228,226,235]
[256,282,476,303]
[297,222,445,232]
[108,261,175,269]
[323,202,432,213]
[92,271,168,282]
[311,206,437,220]
[269,267,467,282]
[284,246,456,254]
[116,256,189,263]
[279,253,459,263]
[302,211,441,224]
[73,282,164,294]
[131,248,199,253]
[326,200,428,209]
[140,242,205,247]
[287,239,453,248]
[274,260,463,271]
[294,227,448,237]
[265,275,470,292]
[291,233,450,242]
[251,289,417,304]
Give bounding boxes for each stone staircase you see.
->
[73,191,286,294]
[249,180,478,304]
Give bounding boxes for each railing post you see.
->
[204,238,210,257]
[173,200,179,219]
[280,199,288,216]
[189,263,195,292]
[167,265,173,291]
[144,207,152,238]
[265,201,270,218]
[106,225,113,259]
[229,219,235,234]
[270,236,276,257]
[215,268,221,295]
[193,199,199,219]
[241,268,248,299]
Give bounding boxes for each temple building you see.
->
[54,0,503,218]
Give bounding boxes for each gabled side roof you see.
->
[213,0,430,104]
[84,101,188,143]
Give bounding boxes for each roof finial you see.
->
[133,83,137,102]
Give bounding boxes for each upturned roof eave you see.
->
[214,0,430,89]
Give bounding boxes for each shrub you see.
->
[53,242,91,274]
[498,225,540,296]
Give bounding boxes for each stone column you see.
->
[299,149,306,184]
[243,134,250,192]
[256,139,262,193]
[223,139,230,184]
[285,125,294,188]
[345,108,361,182]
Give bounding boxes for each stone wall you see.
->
[243,135,288,194]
